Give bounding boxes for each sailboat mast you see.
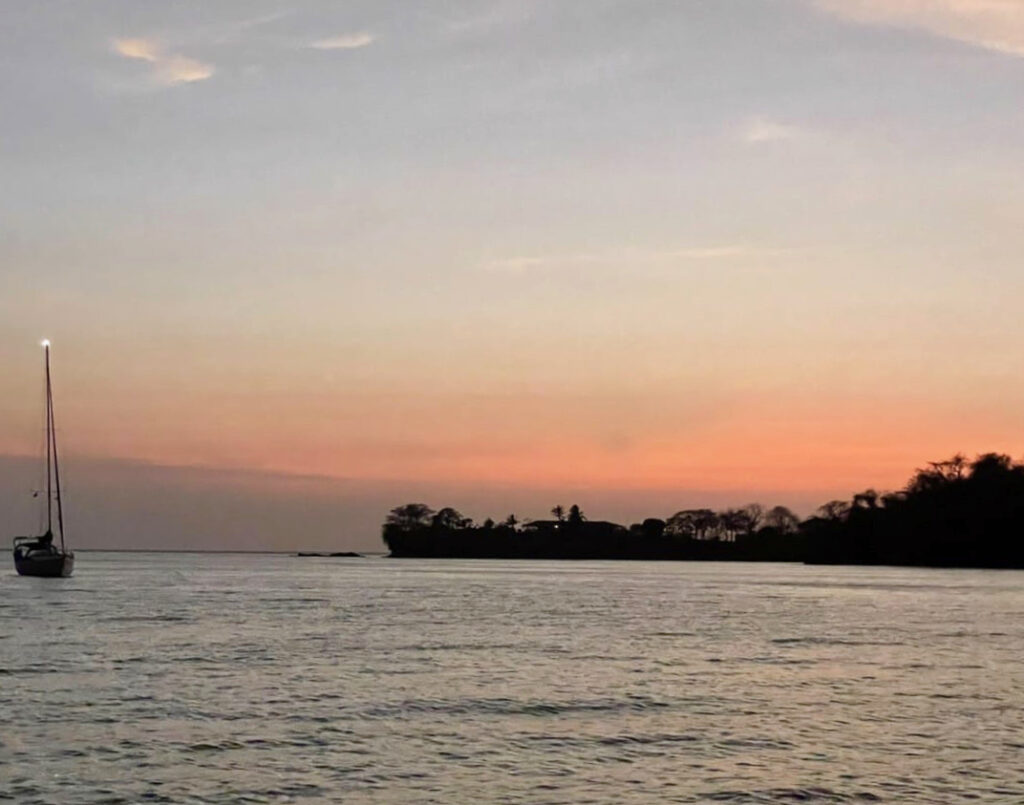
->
[45,343,53,535]
[46,344,66,551]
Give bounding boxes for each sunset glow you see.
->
[3,1,1024,549]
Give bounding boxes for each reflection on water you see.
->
[2,555,1023,803]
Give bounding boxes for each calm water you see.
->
[2,555,1023,804]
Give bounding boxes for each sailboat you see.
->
[12,340,75,578]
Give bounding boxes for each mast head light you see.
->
[41,339,50,348]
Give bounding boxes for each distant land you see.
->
[295,551,363,558]
[382,453,1024,569]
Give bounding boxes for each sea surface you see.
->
[2,554,1023,804]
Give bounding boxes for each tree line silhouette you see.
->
[381,453,1024,568]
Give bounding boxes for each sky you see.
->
[3,0,1024,551]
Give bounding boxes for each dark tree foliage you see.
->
[382,501,806,561]
[803,453,1024,568]
[764,506,800,534]
[432,507,472,530]
[381,454,1024,567]
[386,503,434,531]
[567,505,585,525]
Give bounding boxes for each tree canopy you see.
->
[380,454,1024,568]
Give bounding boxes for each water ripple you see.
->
[2,554,1023,804]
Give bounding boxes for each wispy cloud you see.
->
[814,0,1024,58]
[158,55,215,85]
[205,11,294,45]
[483,246,793,272]
[443,2,539,36]
[309,32,375,50]
[113,38,159,62]
[665,246,784,259]
[741,117,802,144]
[112,37,214,86]
[236,12,292,32]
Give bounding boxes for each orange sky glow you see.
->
[4,2,1024,549]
